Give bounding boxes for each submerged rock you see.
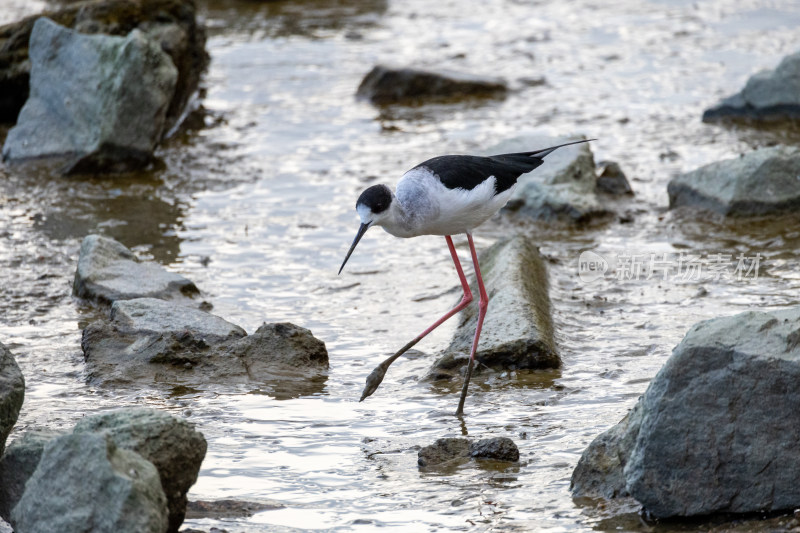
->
[417,437,519,467]
[11,432,168,533]
[428,235,558,381]
[703,50,800,123]
[0,343,24,457]
[0,0,208,127]
[494,135,614,223]
[73,408,206,533]
[73,234,199,306]
[82,298,328,392]
[356,65,507,105]
[0,430,63,522]
[668,145,800,216]
[572,305,800,518]
[2,18,177,173]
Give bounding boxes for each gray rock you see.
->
[0,343,24,457]
[73,234,199,305]
[0,0,208,129]
[494,135,613,223]
[82,299,328,393]
[428,235,558,381]
[703,51,800,123]
[0,430,64,522]
[668,145,800,216]
[73,408,206,533]
[573,305,800,518]
[2,18,177,173]
[356,65,507,105]
[469,437,520,462]
[596,161,633,196]
[11,432,168,533]
[570,402,642,499]
[417,437,519,467]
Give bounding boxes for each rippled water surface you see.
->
[2,0,800,531]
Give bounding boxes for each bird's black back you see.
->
[411,139,593,194]
[413,153,546,193]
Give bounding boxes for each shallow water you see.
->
[2,0,800,531]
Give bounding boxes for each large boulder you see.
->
[73,408,206,533]
[73,234,199,305]
[428,235,558,380]
[703,50,800,123]
[572,305,800,518]
[0,0,207,127]
[356,65,507,105]
[82,298,329,394]
[0,343,24,457]
[668,145,800,216]
[11,432,168,533]
[0,430,63,522]
[2,17,177,173]
[493,135,614,223]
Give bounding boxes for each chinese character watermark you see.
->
[577,251,762,284]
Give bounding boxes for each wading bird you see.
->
[339,138,593,416]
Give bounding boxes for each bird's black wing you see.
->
[413,154,545,194]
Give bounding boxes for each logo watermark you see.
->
[577,251,762,284]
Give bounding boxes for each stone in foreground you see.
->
[572,305,800,518]
[73,408,206,533]
[0,430,63,522]
[417,437,519,467]
[357,65,507,105]
[2,18,177,173]
[703,50,800,123]
[0,343,24,457]
[668,145,800,216]
[11,433,168,533]
[428,235,558,381]
[73,234,199,305]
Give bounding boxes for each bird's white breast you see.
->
[394,167,515,236]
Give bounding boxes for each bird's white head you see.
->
[339,184,394,274]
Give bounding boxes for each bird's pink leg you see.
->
[360,235,473,401]
[455,232,488,417]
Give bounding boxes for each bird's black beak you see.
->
[339,222,370,275]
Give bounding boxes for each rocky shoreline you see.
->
[0,0,799,531]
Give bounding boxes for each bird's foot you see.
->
[359,365,387,401]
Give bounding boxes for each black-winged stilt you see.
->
[339,138,594,416]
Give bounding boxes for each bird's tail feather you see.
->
[496,138,596,160]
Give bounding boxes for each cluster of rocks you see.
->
[0,0,208,173]
[0,404,206,533]
[74,234,329,395]
[571,305,800,518]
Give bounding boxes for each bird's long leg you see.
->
[360,235,473,401]
[455,232,488,417]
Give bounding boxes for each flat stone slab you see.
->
[668,145,800,216]
[703,50,800,123]
[82,298,328,395]
[356,65,507,105]
[428,235,558,381]
[572,305,800,518]
[0,342,24,457]
[73,234,199,305]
